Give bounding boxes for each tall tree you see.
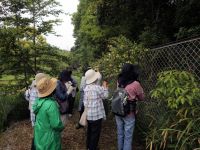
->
[0,0,67,89]
[0,0,32,86]
[26,0,62,72]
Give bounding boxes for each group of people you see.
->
[25,63,144,150]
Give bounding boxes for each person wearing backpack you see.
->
[115,63,144,150]
[84,69,109,150]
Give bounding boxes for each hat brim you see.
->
[96,72,102,80]
[38,78,57,98]
[86,72,99,84]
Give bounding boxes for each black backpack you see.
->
[111,88,137,117]
[111,88,129,117]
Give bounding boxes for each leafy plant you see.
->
[146,70,200,150]
[92,35,147,81]
[151,70,200,109]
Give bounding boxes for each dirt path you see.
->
[0,112,145,150]
[0,112,118,150]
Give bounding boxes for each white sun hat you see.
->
[85,69,100,84]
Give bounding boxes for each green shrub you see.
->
[146,70,200,150]
[92,35,148,81]
[0,93,29,132]
[151,70,200,109]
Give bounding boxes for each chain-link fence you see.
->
[137,37,200,131]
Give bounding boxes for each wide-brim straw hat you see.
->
[85,69,100,84]
[36,77,57,98]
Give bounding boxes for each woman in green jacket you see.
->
[33,75,64,150]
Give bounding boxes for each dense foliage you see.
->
[146,70,200,150]
[92,35,147,81]
[72,0,200,67]
[151,70,200,108]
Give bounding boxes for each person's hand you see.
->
[102,81,108,88]
[67,85,74,94]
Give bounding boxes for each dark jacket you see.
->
[55,80,68,102]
